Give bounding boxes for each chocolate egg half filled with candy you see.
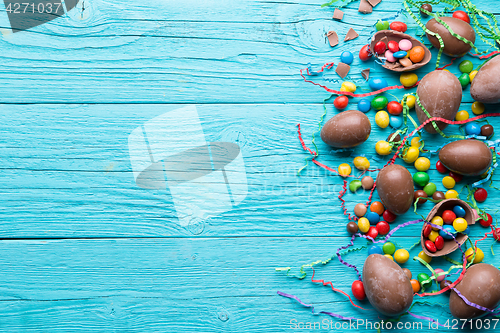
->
[471,54,500,103]
[363,254,414,316]
[439,140,492,176]
[376,164,413,215]
[321,110,371,148]
[416,70,462,133]
[426,17,475,57]
[450,264,500,319]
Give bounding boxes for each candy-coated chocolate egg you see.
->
[403,268,412,279]
[352,280,366,300]
[414,157,430,171]
[321,110,371,148]
[376,164,414,215]
[393,50,407,59]
[340,51,354,65]
[420,3,432,17]
[383,210,397,223]
[373,41,387,55]
[385,50,396,62]
[357,98,371,113]
[359,44,372,61]
[442,176,456,189]
[413,172,429,187]
[440,279,452,291]
[376,221,390,235]
[418,251,432,263]
[390,21,407,33]
[353,156,370,170]
[404,94,416,108]
[434,236,444,250]
[464,247,484,263]
[425,240,436,253]
[471,101,485,115]
[428,230,439,242]
[375,140,392,155]
[453,205,466,218]
[423,182,437,196]
[453,10,470,24]
[368,245,383,255]
[426,17,475,57]
[442,210,456,224]
[453,217,467,232]
[349,180,362,192]
[363,254,414,316]
[414,190,428,205]
[346,221,359,234]
[387,101,403,115]
[455,110,469,121]
[416,70,462,133]
[471,55,500,103]
[431,216,443,230]
[369,77,388,90]
[382,242,396,255]
[398,39,412,51]
[480,124,494,137]
[432,191,445,201]
[440,225,455,239]
[341,81,357,93]
[354,203,367,217]
[367,226,379,239]
[389,115,403,128]
[371,95,388,110]
[387,132,401,143]
[469,70,478,82]
[458,72,470,88]
[474,188,488,202]
[394,249,409,264]
[400,73,418,87]
[403,146,419,163]
[417,272,432,289]
[439,140,492,176]
[361,176,374,190]
[436,160,449,174]
[423,224,432,238]
[449,264,500,319]
[459,60,474,73]
[358,217,370,233]
[433,268,445,282]
[370,201,385,215]
[409,46,425,63]
[338,163,351,177]
[399,57,413,67]
[334,95,349,110]
[375,20,389,31]
[445,190,459,199]
[366,211,380,224]
[411,279,421,292]
[479,213,493,227]
[375,111,390,128]
[388,40,399,53]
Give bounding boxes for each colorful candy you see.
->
[338,163,351,177]
[398,39,412,51]
[400,73,418,87]
[354,203,367,217]
[436,160,448,174]
[359,44,372,61]
[358,217,370,233]
[459,60,473,73]
[349,180,362,192]
[409,46,425,63]
[375,140,392,155]
[389,115,403,128]
[471,101,485,115]
[464,247,484,263]
[453,10,470,24]
[353,156,370,170]
[361,176,374,190]
[375,111,390,128]
[369,77,388,90]
[387,101,403,115]
[458,72,470,88]
[390,21,407,33]
[479,213,493,227]
[455,110,469,121]
[340,81,356,92]
[442,176,456,189]
[357,98,371,112]
[333,95,349,110]
[402,147,419,163]
[375,20,389,31]
[346,221,359,234]
[453,217,468,232]
[376,221,390,235]
[387,40,399,53]
[413,172,429,187]
[373,41,386,55]
[394,249,409,264]
[351,280,366,300]
[370,201,385,215]
[382,210,396,223]
[423,182,436,196]
[474,188,488,202]
[340,51,354,65]
[414,157,430,171]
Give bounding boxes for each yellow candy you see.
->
[418,251,432,264]
[443,69,450,72]
[341,81,357,93]
[414,157,430,171]
[431,216,444,231]
[445,189,459,199]
[338,163,351,177]
[400,73,418,87]
[375,141,392,155]
[453,217,468,232]
[384,254,394,261]
[353,156,370,170]
[375,111,390,128]
[428,230,439,242]
[469,70,478,82]
[410,137,422,148]
[405,95,416,109]
[403,147,419,163]
[464,247,484,263]
[442,176,456,189]
[358,217,370,233]
[394,249,409,264]
[471,101,485,115]
[455,110,469,121]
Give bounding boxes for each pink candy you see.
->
[385,50,396,62]
[433,268,445,282]
[399,39,413,51]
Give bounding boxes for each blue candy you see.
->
[463,225,470,235]
[465,122,481,136]
[368,244,383,255]
[390,115,403,128]
[358,98,371,112]
[366,211,380,224]
[453,205,466,218]
[439,225,455,240]
[340,51,354,65]
[393,51,407,59]
[368,77,388,90]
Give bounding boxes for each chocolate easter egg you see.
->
[416,70,462,133]
[450,264,500,319]
[426,17,475,57]
[439,140,492,176]
[470,55,500,103]
[376,164,413,215]
[363,254,414,316]
[320,110,371,148]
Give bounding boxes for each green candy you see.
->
[349,180,362,193]
[423,182,437,196]
[375,20,389,31]
[458,73,470,88]
[459,60,474,74]
[382,242,396,255]
[413,172,430,187]
[371,95,388,111]
[417,272,432,289]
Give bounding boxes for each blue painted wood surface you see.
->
[2,0,500,331]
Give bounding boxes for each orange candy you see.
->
[410,279,420,293]
[370,201,385,215]
[409,46,425,63]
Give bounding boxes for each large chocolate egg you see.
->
[439,140,492,176]
[376,164,413,215]
[363,254,414,316]
[450,264,500,319]
[470,55,500,103]
[426,17,475,57]
[416,70,462,133]
[320,110,371,148]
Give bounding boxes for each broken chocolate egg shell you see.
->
[370,30,431,72]
[421,199,475,257]
[426,17,475,57]
[320,110,371,148]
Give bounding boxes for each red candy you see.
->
[453,10,470,24]
[351,280,366,300]
[494,228,500,241]
[387,40,400,53]
[442,210,456,224]
[383,210,397,223]
[366,226,379,239]
[435,236,444,250]
[376,221,390,235]
[334,95,349,110]
[448,171,462,183]
[423,224,432,238]
[479,213,493,227]
[359,44,372,61]
[474,188,488,203]
[373,41,387,55]
[390,21,407,33]
[436,160,449,174]
[387,101,403,115]
[425,240,437,253]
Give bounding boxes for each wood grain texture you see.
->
[1,0,500,331]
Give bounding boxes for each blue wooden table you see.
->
[2,0,500,331]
